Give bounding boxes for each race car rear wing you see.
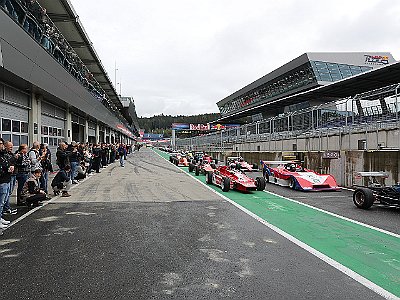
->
[355,172,389,178]
[260,160,296,165]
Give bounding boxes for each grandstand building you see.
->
[0,0,139,152]
[217,52,396,122]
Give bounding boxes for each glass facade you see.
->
[219,60,374,117]
[310,61,372,82]
[219,63,317,116]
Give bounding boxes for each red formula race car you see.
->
[227,157,258,172]
[206,166,266,192]
[260,161,339,191]
[189,160,216,176]
[169,153,190,167]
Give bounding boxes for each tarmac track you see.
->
[0,149,389,299]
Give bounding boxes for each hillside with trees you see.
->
[138,113,220,137]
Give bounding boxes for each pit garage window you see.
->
[0,118,28,146]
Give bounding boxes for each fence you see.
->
[177,83,400,152]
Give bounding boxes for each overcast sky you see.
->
[72,0,400,117]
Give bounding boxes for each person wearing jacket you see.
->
[117,144,126,167]
[68,142,81,184]
[28,141,43,173]
[0,138,14,230]
[56,142,70,170]
[21,168,46,208]
[14,144,31,206]
[51,165,71,197]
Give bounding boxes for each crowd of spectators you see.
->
[0,0,121,117]
[0,137,133,234]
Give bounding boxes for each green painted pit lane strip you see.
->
[154,149,400,298]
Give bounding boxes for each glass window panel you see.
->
[361,66,372,72]
[319,75,332,81]
[349,65,361,71]
[20,135,28,145]
[2,119,11,131]
[21,122,28,134]
[43,137,48,144]
[57,129,62,137]
[12,120,20,133]
[329,69,341,75]
[12,135,20,146]
[327,63,339,69]
[1,134,11,142]
[53,128,58,136]
[331,74,343,81]
[49,137,53,146]
[43,126,48,135]
[338,64,350,70]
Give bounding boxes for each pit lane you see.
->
[260,180,400,236]
[155,150,400,298]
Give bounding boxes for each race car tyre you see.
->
[353,188,375,209]
[174,159,179,166]
[210,163,216,169]
[214,159,219,164]
[206,171,213,184]
[189,163,194,172]
[236,163,241,170]
[252,163,258,170]
[256,177,266,191]
[195,166,200,176]
[222,177,230,192]
[288,177,297,190]
[169,156,173,163]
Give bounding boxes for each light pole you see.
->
[114,61,118,88]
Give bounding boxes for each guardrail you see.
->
[177,84,400,151]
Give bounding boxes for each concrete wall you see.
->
[190,127,400,187]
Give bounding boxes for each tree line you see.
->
[138,113,220,137]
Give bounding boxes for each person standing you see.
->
[0,138,14,230]
[39,143,52,194]
[92,144,101,173]
[56,142,70,170]
[28,141,43,173]
[3,141,17,215]
[68,142,80,184]
[14,144,31,206]
[117,144,126,167]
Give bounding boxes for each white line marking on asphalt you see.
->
[263,189,400,239]
[153,150,400,300]
[3,163,113,232]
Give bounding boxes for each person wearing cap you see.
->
[20,167,47,208]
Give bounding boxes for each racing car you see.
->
[169,152,190,167]
[352,172,400,209]
[260,160,339,191]
[227,156,258,172]
[189,159,216,176]
[205,166,266,192]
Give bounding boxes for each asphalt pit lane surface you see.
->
[200,249,230,262]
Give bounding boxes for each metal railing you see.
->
[177,84,400,151]
[0,0,130,129]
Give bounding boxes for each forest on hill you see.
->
[138,113,220,137]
